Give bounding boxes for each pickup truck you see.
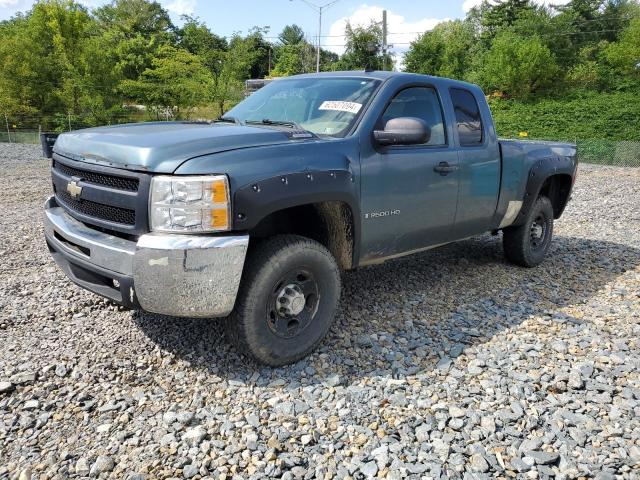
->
[43,71,577,366]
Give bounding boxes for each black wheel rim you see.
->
[529,213,547,251]
[266,268,320,339]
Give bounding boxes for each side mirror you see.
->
[373,117,430,146]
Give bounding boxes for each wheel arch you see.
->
[512,157,576,226]
[232,171,360,269]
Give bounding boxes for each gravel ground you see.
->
[1,143,639,480]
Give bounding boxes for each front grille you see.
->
[52,153,150,235]
[53,160,139,192]
[55,187,136,225]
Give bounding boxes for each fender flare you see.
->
[512,156,576,226]
[232,169,361,263]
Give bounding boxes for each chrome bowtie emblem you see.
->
[66,179,83,198]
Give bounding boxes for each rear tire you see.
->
[503,196,554,267]
[225,235,341,366]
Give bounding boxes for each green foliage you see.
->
[208,31,272,115]
[475,31,559,98]
[489,90,640,140]
[0,0,115,127]
[604,17,640,75]
[278,24,305,45]
[271,24,341,76]
[404,20,475,79]
[478,0,534,43]
[335,22,393,71]
[1,0,639,143]
[120,45,211,119]
[271,44,310,76]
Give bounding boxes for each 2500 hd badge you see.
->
[43,71,577,365]
[364,209,401,219]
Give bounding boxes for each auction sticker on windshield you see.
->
[319,101,363,114]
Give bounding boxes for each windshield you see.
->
[224,77,381,137]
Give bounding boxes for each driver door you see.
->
[359,86,460,262]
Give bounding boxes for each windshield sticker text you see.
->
[319,101,363,114]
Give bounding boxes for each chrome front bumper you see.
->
[43,196,249,317]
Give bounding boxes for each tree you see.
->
[120,45,211,119]
[278,24,305,45]
[93,0,174,37]
[211,34,256,115]
[605,17,640,75]
[476,31,559,98]
[271,24,319,76]
[271,44,309,76]
[476,0,534,43]
[335,21,393,71]
[239,27,272,79]
[93,0,175,81]
[178,16,228,76]
[0,0,109,128]
[404,20,475,79]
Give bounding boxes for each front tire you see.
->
[225,235,341,366]
[503,196,554,267]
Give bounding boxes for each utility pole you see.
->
[291,0,342,73]
[316,6,322,73]
[382,10,388,71]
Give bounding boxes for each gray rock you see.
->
[183,464,198,478]
[359,461,378,477]
[54,364,68,377]
[449,406,466,418]
[525,451,560,465]
[245,413,260,427]
[23,399,39,410]
[371,445,389,467]
[405,462,429,474]
[160,433,176,446]
[415,424,431,442]
[449,418,464,430]
[510,457,531,473]
[0,381,14,394]
[182,426,207,447]
[629,445,640,463]
[324,373,341,387]
[431,438,450,461]
[10,372,36,385]
[162,411,178,424]
[469,453,490,473]
[480,416,496,435]
[75,458,90,476]
[90,455,115,476]
[176,411,194,424]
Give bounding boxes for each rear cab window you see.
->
[450,88,483,146]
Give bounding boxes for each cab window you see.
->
[380,87,446,146]
[450,88,483,146]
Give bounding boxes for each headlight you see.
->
[149,175,231,232]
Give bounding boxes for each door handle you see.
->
[434,162,458,176]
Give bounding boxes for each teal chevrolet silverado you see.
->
[43,71,577,365]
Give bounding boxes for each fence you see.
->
[1,123,639,168]
[573,139,640,167]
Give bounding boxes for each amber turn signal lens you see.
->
[210,207,229,229]
[210,180,227,203]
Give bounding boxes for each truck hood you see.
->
[53,121,311,173]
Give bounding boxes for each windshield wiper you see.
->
[247,118,304,130]
[216,115,244,125]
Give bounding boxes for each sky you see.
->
[0,0,570,63]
